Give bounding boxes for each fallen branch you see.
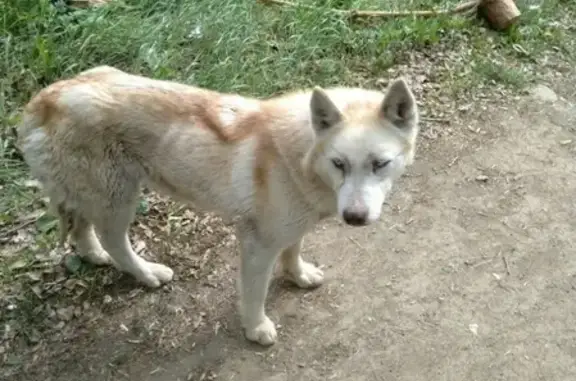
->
[258,0,480,19]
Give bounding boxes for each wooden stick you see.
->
[258,0,480,19]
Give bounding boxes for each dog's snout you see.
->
[342,208,369,226]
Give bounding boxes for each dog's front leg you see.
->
[281,238,324,289]
[237,220,279,346]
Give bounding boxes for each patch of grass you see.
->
[477,59,531,88]
[0,0,573,254]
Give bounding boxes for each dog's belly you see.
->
[145,167,251,217]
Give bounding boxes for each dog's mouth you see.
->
[344,219,369,227]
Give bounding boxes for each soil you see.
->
[4,78,576,381]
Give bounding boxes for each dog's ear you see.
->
[310,87,342,135]
[380,78,417,129]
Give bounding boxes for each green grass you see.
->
[1,0,575,283]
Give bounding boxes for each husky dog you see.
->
[18,66,419,346]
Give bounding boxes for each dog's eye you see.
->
[372,159,391,172]
[331,158,345,170]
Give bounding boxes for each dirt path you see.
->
[7,81,576,381]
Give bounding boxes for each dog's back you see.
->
[19,67,260,221]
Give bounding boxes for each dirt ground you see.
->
[4,77,576,380]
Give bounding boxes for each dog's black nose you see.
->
[343,209,368,226]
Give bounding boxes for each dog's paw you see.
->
[81,248,114,266]
[244,316,277,346]
[138,261,174,288]
[285,260,324,289]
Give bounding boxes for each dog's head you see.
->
[303,78,419,226]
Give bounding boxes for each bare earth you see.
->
[6,79,576,381]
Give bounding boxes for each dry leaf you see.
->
[9,259,29,270]
[56,306,75,321]
[25,272,42,282]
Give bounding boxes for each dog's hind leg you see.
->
[94,203,173,288]
[280,237,324,289]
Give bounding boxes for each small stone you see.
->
[530,84,558,103]
[475,175,489,182]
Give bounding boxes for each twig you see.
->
[448,155,460,167]
[421,116,451,123]
[67,0,110,8]
[501,252,511,275]
[258,0,480,19]
[348,236,366,250]
[0,218,37,241]
[470,257,497,269]
[259,0,328,12]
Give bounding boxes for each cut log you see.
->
[479,0,521,30]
